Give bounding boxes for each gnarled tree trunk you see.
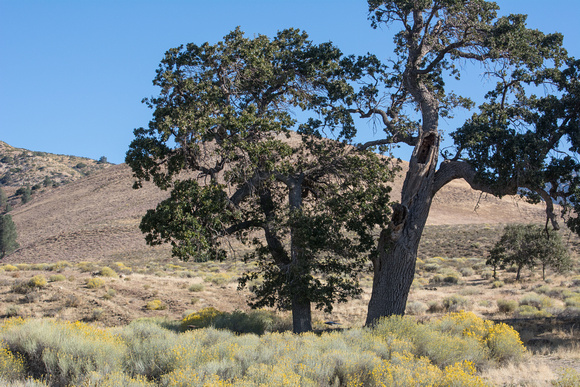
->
[366,77,440,324]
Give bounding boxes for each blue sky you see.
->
[1,1,579,164]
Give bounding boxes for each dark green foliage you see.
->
[0,187,7,212]
[0,214,19,258]
[16,185,31,204]
[97,156,108,164]
[487,224,571,280]
[127,28,395,332]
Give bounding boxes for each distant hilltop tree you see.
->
[0,214,19,258]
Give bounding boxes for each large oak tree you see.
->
[341,0,578,325]
[126,28,396,333]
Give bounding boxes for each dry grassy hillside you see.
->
[3,155,549,265]
[0,141,111,189]
[6,164,170,263]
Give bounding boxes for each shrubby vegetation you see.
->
[0,312,529,386]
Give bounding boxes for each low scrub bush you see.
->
[0,312,522,386]
[0,318,125,386]
[98,267,118,278]
[28,275,47,289]
[181,307,224,330]
[497,299,518,314]
[515,305,552,318]
[554,368,580,387]
[0,344,26,382]
[565,295,580,308]
[103,288,117,300]
[111,262,132,274]
[442,295,469,312]
[492,280,505,288]
[427,301,445,313]
[49,274,66,282]
[188,283,205,292]
[203,273,231,286]
[145,299,166,311]
[519,293,554,309]
[77,262,97,272]
[406,301,427,315]
[50,261,71,271]
[459,267,475,277]
[86,277,105,289]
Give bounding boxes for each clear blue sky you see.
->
[1,1,579,164]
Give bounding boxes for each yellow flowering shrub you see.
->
[99,266,118,278]
[145,299,167,310]
[0,342,25,381]
[28,275,48,288]
[182,307,224,330]
[86,277,105,289]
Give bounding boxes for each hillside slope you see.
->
[3,158,549,264]
[0,141,111,188]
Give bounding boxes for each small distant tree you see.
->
[0,214,19,258]
[487,224,570,281]
[0,187,7,212]
[16,185,32,204]
[97,156,108,164]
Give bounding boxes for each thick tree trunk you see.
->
[292,296,312,333]
[288,174,313,333]
[366,82,440,325]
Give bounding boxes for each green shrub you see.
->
[497,299,518,314]
[50,261,71,271]
[427,301,444,313]
[442,295,469,312]
[553,368,580,387]
[103,288,117,300]
[188,283,205,292]
[515,305,552,318]
[77,261,97,272]
[405,301,427,315]
[145,299,166,311]
[424,263,440,272]
[6,305,20,317]
[2,265,19,272]
[565,296,580,308]
[82,371,154,387]
[1,319,125,386]
[429,274,444,284]
[459,267,475,277]
[111,262,132,274]
[492,280,505,288]
[443,272,460,284]
[519,293,554,309]
[86,277,105,289]
[203,273,231,285]
[49,274,67,282]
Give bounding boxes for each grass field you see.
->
[0,224,578,386]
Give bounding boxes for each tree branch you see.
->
[432,159,518,197]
